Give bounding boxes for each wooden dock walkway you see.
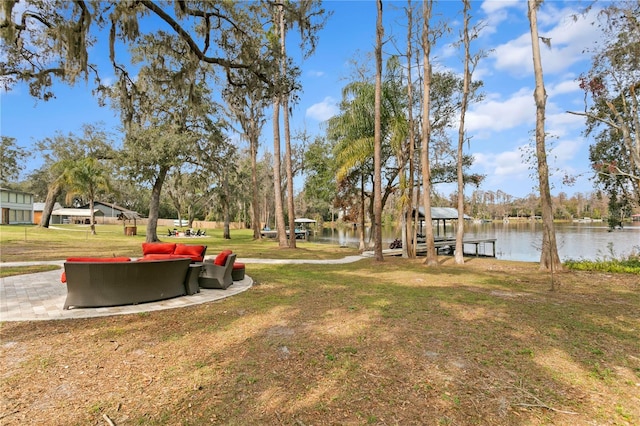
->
[362,238,497,258]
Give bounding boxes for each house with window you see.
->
[80,201,140,219]
[0,187,34,224]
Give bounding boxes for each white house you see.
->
[0,187,34,224]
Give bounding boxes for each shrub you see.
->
[565,245,640,274]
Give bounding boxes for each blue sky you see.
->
[1,1,603,199]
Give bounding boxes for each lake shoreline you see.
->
[310,222,640,262]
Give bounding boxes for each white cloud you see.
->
[306,97,338,121]
[490,5,602,77]
[307,70,325,78]
[474,148,529,177]
[471,147,532,195]
[551,138,582,163]
[480,0,524,36]
[466,88,535,133]
[481,0,522,15]
[547,78,580,97]
[490,33,532,77]
[438,43,458,60]
[98,76,114,88]
[472,66,491,82]
[546,110,585,137]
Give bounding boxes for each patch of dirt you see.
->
[1,258,639,425]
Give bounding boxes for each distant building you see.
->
[79,201,141,219]
[33,202,63,225]
[413,206,471,236]
[43,201,140,225]
[50,208,104,224]
[0,187,34,224]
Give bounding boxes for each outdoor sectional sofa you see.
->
[60,244,245,309]
[62,257,191,310]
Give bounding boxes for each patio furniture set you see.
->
[60,243,246,310]
[167,228,207,237]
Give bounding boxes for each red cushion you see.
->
[175,244,205,261]
[61,271,66,283]
[66,257,132,262]
[233,263,245,270]
[142,243,176,255]
[214,250,233,266]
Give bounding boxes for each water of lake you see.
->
[308,222,640,262]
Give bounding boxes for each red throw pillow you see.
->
[61,271,67,283]
[175,244,205,261]
[142,243,176,256]
[214,250,233,266]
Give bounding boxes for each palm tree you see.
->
[328,59,409,250]
[63,158,112,235]
[34,126,114,228]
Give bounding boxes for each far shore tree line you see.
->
[1,1,638,273]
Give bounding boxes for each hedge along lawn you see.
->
[1,255,638,425]
[0,224,360,263]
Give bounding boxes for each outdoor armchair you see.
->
[199,251,236,290]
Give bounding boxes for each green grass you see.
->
[1,223,639,425]
[564,257,640,274]
[0,223,359,262]
[564,245,640,274]
[0,264,60,278]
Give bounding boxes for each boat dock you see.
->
[363,238,497,258]
[260,229,309,239]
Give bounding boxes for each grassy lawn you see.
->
[1,224,639,425]
[0,224,358,263]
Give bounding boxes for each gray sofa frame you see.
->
[63,258,191,310]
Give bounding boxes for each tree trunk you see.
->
[271,5,288,249]
[281,9,297,249]
[250,131,262,240]
[528,0,562,275]
[421,0,438,266]
[89,198,96,235]
[455,0,472,265]
[146,167,168,243]
[39,184,62,228]
[373,0,384,262]
[405,1,416,259]
[359,174,366,251]
[223,172,231,239]
[272,96,287,247]
[283,97,297,249]
[188,205,195,227]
